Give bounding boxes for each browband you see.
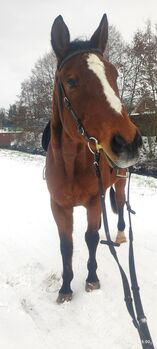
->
[58,48,103,70]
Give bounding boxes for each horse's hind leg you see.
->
[85,197,101,292]
[51,199,73,303]
[114,180,127,244]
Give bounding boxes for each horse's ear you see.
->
[51,15,70,61]
[90,14,108,52]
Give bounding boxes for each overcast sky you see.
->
[0,0,157,109]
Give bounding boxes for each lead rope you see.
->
[93,150,155,349]
[127,171,155,348]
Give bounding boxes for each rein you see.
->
[92,149,154,349]
[56,50,155,348]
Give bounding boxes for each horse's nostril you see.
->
[111,132,142,156]
[111,135,127,155]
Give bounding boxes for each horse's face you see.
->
[51,15,142,168]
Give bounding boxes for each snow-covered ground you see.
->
[0,149,157,349]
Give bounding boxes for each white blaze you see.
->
[87,54,122,114]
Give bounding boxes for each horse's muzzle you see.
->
[110,132,142,168]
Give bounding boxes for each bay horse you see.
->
[45,14,142,303]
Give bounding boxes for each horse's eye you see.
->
[66,78,78,88]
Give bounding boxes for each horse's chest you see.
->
[46,149,115,207]
[72,171,98,205]
[56,169,98,207]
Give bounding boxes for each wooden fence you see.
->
[0,131,23,147]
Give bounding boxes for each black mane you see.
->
[66,39,92,54]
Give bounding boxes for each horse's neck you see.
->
[51,93,89,180]
[61,130,87,181]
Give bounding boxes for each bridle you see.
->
[56,49,121,170]
[55,49,155,348]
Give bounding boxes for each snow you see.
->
[0,149,157,349]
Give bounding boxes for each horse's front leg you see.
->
[51,199,73,303]
[114,179,127,244]
[85,196,101,292]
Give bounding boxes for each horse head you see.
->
[51,14,142,168]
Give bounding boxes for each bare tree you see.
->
[12,51,56,151]
[18,51,56,131]
[126,22,157,112]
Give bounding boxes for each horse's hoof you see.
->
[85,281,100,292]
[115,231,127,244]
[56,292,73,304]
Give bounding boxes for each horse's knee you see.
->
[51,199,73,233]
[86,196,101,232]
